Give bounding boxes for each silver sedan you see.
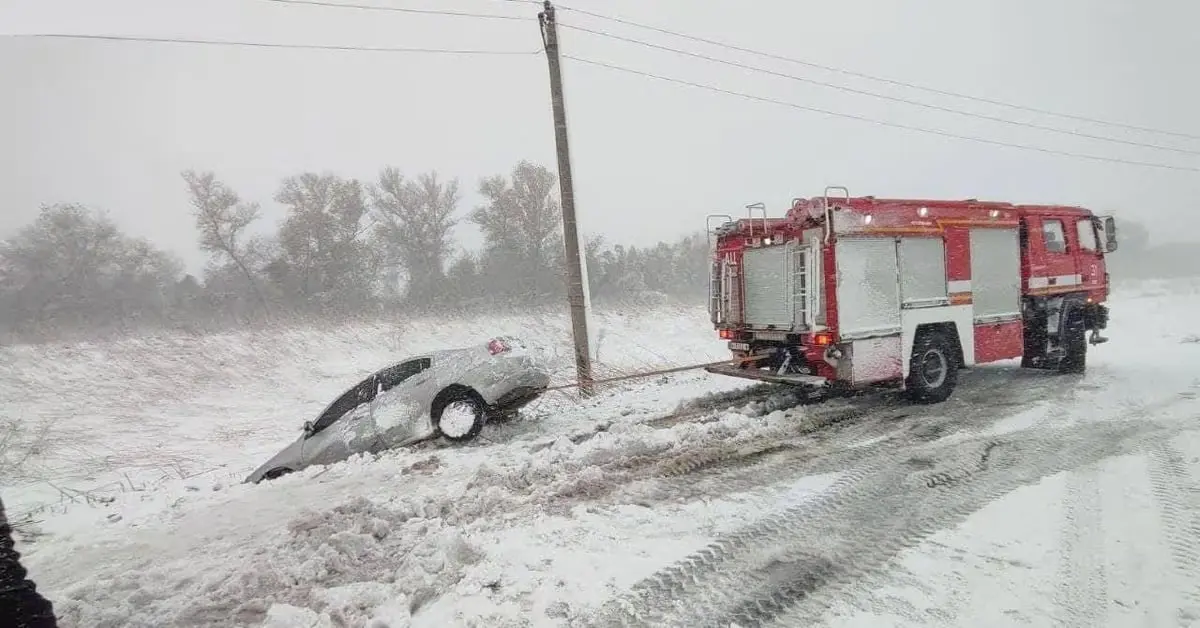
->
[245,336,551,483]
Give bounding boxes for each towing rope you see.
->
[542,352,773,393]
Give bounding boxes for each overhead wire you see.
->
[556,4,1200,142]
[558,22,1200,157]
[563,54,1200,173]
[11,33,542,55]
[12,0,1196,171]
[258,0,528,21]
[247,0,1200,163]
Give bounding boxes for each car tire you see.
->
[263,467,293,482]
[903,330,958,404]
[431,388,486,443]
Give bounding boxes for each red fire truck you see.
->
[705,187,1118,403]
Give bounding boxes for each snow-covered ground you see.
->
[3,283,1200,628]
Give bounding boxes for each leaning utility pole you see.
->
[539,0,595,397]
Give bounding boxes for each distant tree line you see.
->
[0,161,711,342]
[1,163,1181,343]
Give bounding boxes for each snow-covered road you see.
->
[4,282,1200,627]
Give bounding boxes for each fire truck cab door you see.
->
[1028,216,1081,293]
[1073,216,1104,291]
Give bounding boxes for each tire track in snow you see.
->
[762,383,1198,628]
[1147,442,1200,625]
[582,405,1192,628]
[610,369,1073,509]
[1053,463,1110,628]
[644,383,817,429]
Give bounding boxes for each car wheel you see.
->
[263,467,293,482]
[432,389,486,443]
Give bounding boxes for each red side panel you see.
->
[974,320,1024,363]
[943,227,971,283]
[823,242,839,332]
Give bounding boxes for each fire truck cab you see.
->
[706,188,1117,404]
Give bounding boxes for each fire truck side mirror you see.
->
[1100,215,1118,253]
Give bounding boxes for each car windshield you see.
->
[310,376,376,434]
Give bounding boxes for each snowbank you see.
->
[0,305,722,516]
[5,279,1200,627]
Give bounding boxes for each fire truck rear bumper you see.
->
[705,363,829,388]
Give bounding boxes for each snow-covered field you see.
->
[3,282,1200,628]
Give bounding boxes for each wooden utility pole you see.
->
[540,0,594,397]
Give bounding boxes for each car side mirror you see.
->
[1102,216,1118,253]
[302,421,315,436]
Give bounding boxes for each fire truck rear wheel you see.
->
[904,330,958,404]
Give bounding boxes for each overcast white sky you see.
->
[1,0,1197,274]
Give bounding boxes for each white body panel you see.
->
[900,305,975,378]
[742,244,794,328]
[969,227,1022,322]
[835,237,901,338]
[1027,274,1082,289]
[741,243,815,330]
[836,235,975,383]
[897,236,949,308]
[840,335,904,384]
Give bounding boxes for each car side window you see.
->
[1076,218,1098,252]
[1042,219,1067,254]
[312,375,378,434]
[376,358,431,393]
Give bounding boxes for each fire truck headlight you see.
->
[763,237,773,245]
[918,207,929,217]
[862,214,873,225]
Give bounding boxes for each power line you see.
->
[557,4,1200,143]
[11,33,542,55]
[259,0,527,21]
[561,22,1200,158]
[564,55,1200,173]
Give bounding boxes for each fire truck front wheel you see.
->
[904,330,959,404]
[1057,307,1088,375]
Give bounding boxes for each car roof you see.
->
[308,344,489,421]
[383,345,479,370]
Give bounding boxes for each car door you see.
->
[301,374,379,467]
[1030,216,1079,294]
[369,358,433,448]
[1074,216,1104,291]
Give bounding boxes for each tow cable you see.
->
[541,353,774,394]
